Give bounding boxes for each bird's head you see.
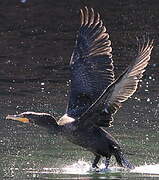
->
[6,112,59,129]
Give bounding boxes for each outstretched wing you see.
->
[78,38,153,127]
[66,7,114,118]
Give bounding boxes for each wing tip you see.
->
[137,35,154,53]
[80,7,101,27]
[79,7,112,58]
[80,9,84,26]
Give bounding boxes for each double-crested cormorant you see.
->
[6,7,153,170]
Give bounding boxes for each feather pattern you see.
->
[106,38,153,114]
[78,37,153,127]
[67,7,114,118]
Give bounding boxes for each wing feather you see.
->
[78,37,153,127]
[67,7,114,118]
[105,38,153,114]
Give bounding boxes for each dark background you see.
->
[0,0,158,80]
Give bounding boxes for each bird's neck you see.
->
[58,114,75,126]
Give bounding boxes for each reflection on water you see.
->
[0,0,159,179]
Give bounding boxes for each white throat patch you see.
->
[58,114,75,125]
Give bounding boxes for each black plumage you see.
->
[67,7,114,118]
[6,7,153,170]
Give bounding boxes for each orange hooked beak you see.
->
[6,115,29,123]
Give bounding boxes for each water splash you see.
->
[131,164,159,175]
[59,160,126,174]
[27,160,124,175]
[26,160,90,175]
[25,162,159,177]
[62,160,90,174]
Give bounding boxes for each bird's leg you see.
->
[92,155,101,168]
[105,156,111,169]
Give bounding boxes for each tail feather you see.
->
[114,150,134,169]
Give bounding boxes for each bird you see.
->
[6,7,153,170]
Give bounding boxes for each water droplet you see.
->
[20,0,27,3]
[41,88,44,92]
